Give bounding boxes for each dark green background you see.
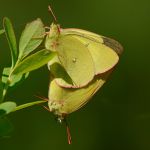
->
[0,0,150,150]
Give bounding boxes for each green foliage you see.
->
[1,18,47,103]
[0,17,55,138]
[0,17,56,103]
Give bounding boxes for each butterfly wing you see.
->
[48,72,110,115]
[48,28,123,115]
[62,28,123,56]
[62,28,123,74]
[48,35,95,88]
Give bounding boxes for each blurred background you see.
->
[0,0,150,150]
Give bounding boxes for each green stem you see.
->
[0,79,10,103]
[12,100,47,112]
[1,59,22,103]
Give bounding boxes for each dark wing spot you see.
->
[103,37,123,56]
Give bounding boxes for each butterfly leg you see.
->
[43,106,51,112]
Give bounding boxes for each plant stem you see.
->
[12,100,46,112]
[0,59,21,103]
[0,79,10,103]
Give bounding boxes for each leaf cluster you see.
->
[0,18,55,137]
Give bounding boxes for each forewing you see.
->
[62,28,123,75]
[55,35,95,88]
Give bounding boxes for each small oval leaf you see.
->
[18,18,45,59]
[0,102,16,115]
[12,49,56,76]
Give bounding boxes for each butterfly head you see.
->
[45,23,60,51]
[49,23,60,38]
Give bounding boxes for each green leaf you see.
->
[18,18,45,59]
[3,17,18,67]
[0,101,16,115]
[13,100,46,112]
[0,29,5,35]
[2,67,29,87]
[12,49,56,76]
[0,117,13,138]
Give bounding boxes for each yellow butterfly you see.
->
[45,6,123,144]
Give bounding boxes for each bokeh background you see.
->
[0,0,150,150]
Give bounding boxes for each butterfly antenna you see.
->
[48,5,58,23]
[34,95,48,102]
[64,118,72,144]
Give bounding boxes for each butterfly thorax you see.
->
[45,23,60,51]
[48,100,67,117]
